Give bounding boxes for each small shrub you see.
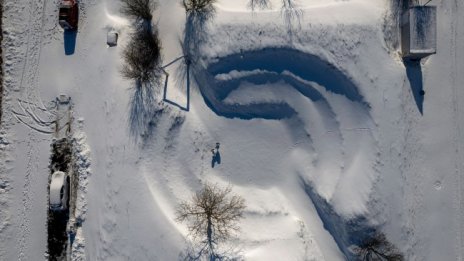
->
[121,26,162,86]
[120,0,156,21]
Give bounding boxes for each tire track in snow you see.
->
[11,0,47,259]
[17,0,46,100]
[18,133,39,260]
[97,118,118,260]
[97,97,127,260]
[398,74,424,258]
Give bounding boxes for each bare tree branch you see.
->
[176,183,246,260]
[120,0,156,21]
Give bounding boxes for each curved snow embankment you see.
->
[196,48,365,119]
[193,48,379,251]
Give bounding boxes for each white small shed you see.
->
[401,6,437,59]
[107,31,119,47]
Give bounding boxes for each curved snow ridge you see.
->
[240,187,326,260]
[195,48,366,121]
[208,48,364,101]
[193,48,378,217]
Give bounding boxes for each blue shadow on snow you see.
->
[64,30,77,55]
[192,48,368,120]
[300,177,377,260]
[404,59,424,114]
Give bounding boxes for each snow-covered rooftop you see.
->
[401,5,437,58]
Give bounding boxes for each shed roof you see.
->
[409,6,437,53]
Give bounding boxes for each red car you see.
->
[59,0,78,30]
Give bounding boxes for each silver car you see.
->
[49,171,70,211]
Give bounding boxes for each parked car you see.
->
[59,0,78,30]
[49,171,70,211]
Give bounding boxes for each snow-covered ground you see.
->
[1,0,463,260]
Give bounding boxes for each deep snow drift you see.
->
[1,0,464,260]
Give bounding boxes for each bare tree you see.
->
[120,0,156,21]
[352,232,404,261]
[176,183,246,260]
[182,0,216,14]
[120,0,163,140]
[121,26,162,87]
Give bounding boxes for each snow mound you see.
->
[0,131,12,258]
[70,228,86,261]
[72,128,92,223]
[70,123,92,260]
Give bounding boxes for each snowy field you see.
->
[1,0,464,260]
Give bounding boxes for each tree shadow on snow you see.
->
[404,59,424,114]
[178,241,241,261]
[129,82,163,142]
[299,177,404,260]
[247,0,271,11]
[300,177,374,259]
[64,30,77,55]
[164,9,214,114]
[281,0,303,41]
[183,8,215,64]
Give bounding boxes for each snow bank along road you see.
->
[1,0,464,260]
